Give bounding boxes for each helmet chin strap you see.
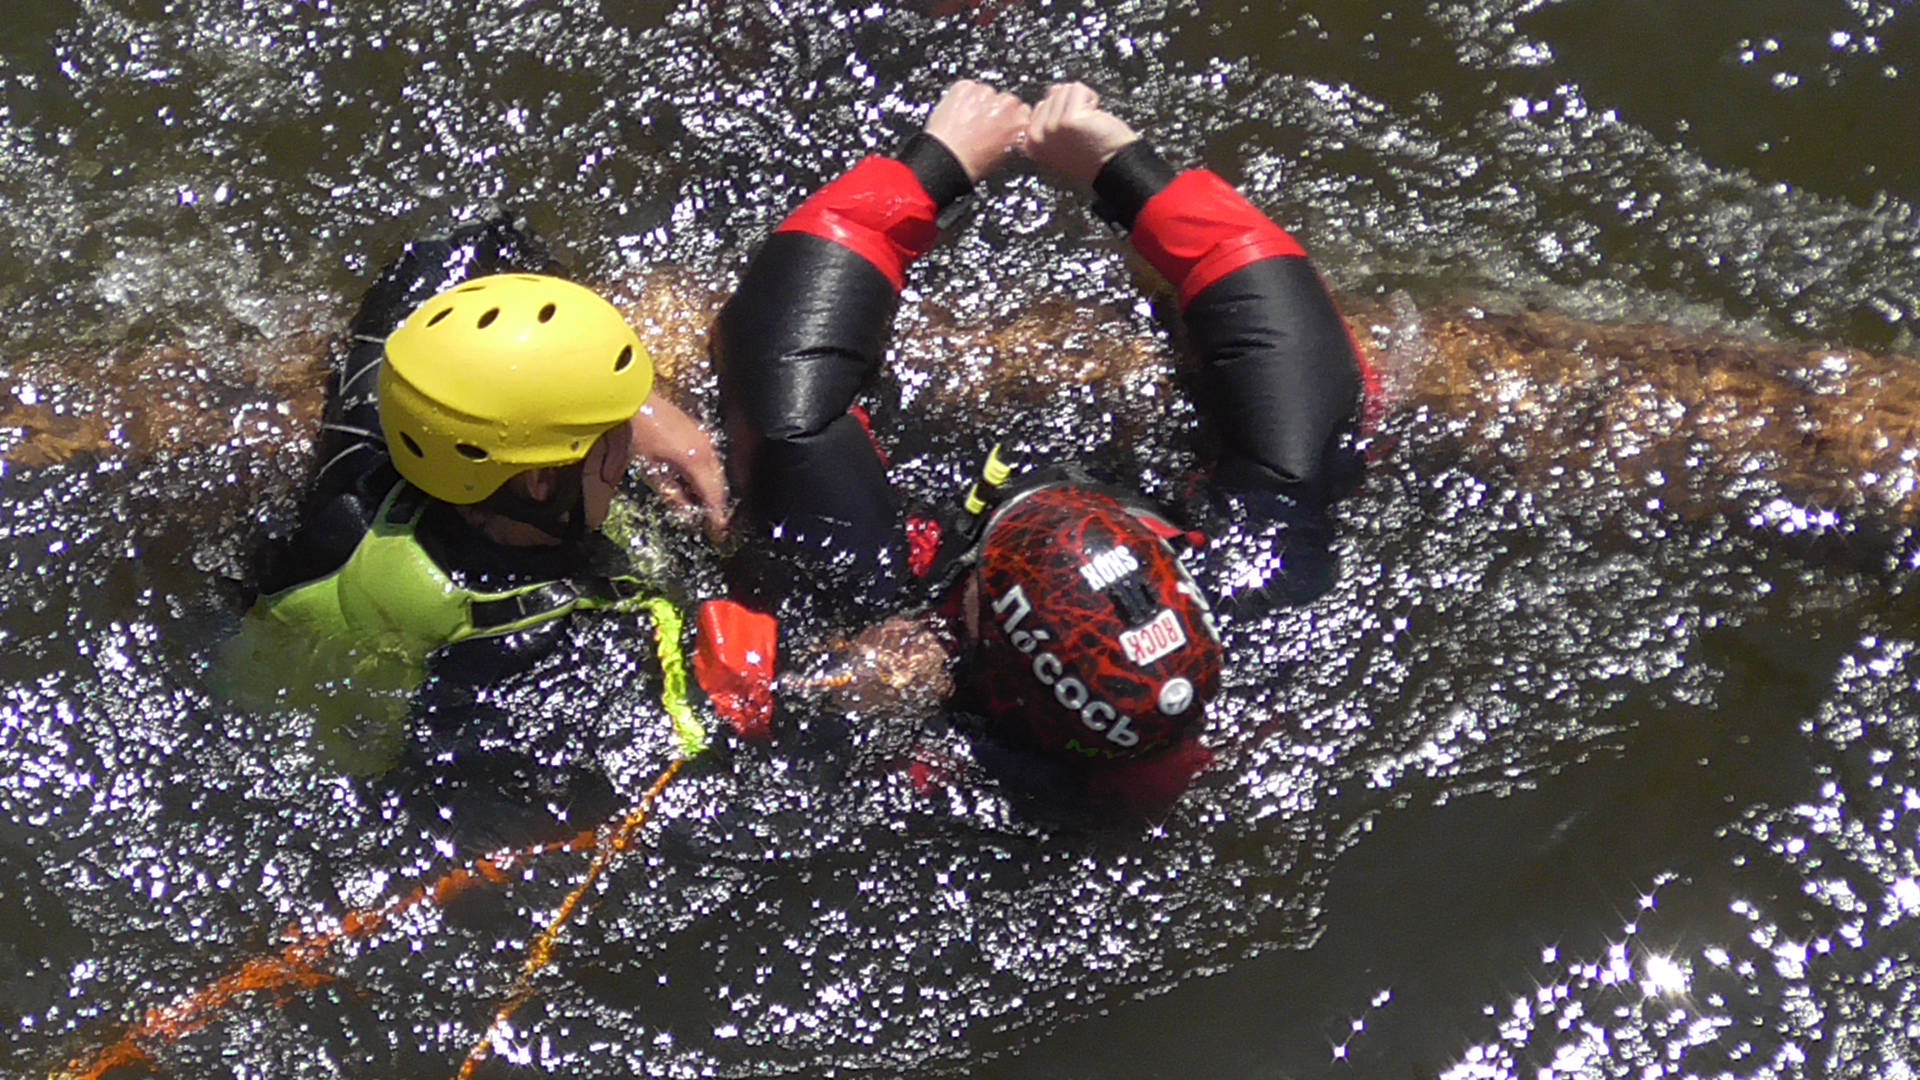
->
[477,462,590,545]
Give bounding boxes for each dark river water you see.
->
[4,1,1920,1078]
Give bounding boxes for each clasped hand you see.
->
[922,79,1140,187]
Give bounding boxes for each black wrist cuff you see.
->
[895,132,975,212]
[1092,141,1178,232]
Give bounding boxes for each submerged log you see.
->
[3,271,1917,568]
[1353,296,1920,568]
[0,332,332,469]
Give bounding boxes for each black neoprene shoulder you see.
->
[254,215,559,595]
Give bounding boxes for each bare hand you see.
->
[1022,82,1139,185]
[828,615,955,712]
[628,396,730,540]
[924,80,1032,183]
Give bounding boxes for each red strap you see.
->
[1129,507,1207,551]
[775,157,941,292]
[906,515,943,578]
[905,752,955,796]
[693,599,780,740]
[847,404,888,466]
[1130,171,1308,309]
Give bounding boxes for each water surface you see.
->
[3,1,1920,1077]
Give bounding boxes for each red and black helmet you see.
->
[966,486,1222,760]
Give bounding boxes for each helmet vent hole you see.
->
[476,308,500,329]
[455,443,489,461]
[614,345,634,372]
[538,303,557,323]
[400,432,425,458]
[425,308,453,327]
[457,283,486,293]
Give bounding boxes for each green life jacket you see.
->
[255,483,645,659]
[221,484,704,776]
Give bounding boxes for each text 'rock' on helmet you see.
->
[379,273,654,504]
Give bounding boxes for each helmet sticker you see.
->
[1158,678,1195,715]
[1119,608,1188,667]
[1077,545,1140,591]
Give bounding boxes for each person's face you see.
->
[580,418,636,530]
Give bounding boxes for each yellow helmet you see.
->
[379,273,654,504]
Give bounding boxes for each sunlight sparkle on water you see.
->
[1642,953,1688,997]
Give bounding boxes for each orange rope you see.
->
[57,603,705,1080]
[455,757,687,1079]
[55,824,600,1080]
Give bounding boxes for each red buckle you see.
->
[693,600,780,739]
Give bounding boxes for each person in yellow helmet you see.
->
[226,216,726,775]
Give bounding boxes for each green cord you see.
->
[602,494,708,758]
[636,596,708,759]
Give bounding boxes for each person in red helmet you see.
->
[696,80,1377,808]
